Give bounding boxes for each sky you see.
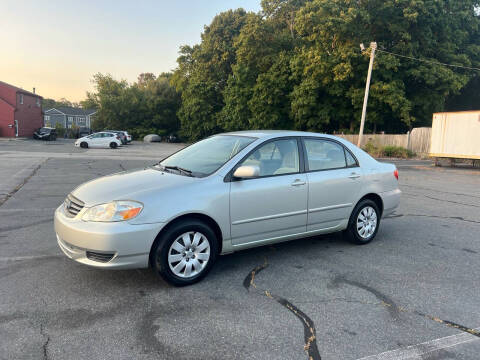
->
[0,0,261,102]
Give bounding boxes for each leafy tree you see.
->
[290,0,480,132]
[249,53,293,129]
[137,73,156,87]
[84,72,180,138]
[218,64,256,131]
[42,97,78,110]
[172,9,250,140]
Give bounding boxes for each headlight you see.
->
[82,201,143,222]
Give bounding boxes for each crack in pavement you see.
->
[400,184,480,199]
[0,218,52,233]
[0,158,49,207]
[334,276,480,339]
[331,276,401,320]
[244,259,321,360]
[384,213,480,225]
[40,323,50,360]
[402,192,480,208]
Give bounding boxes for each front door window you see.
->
[238,138,300,177]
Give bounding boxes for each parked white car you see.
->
[125,131,132,143]
[56,131,401,286]
[75,132,122,149]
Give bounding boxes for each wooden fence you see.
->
[336,127,431,154]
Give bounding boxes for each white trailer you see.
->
[430,111,480,165]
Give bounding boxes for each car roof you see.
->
[220,130,341,140]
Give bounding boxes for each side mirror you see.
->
[233,165,260,179]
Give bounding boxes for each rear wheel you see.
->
[151,219,218,286]
[80,142,88,148]
[344,199,380,245]
[110,142,118,149]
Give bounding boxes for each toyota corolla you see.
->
[54,131,401,286]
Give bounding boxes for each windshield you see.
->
[160,135,256,177]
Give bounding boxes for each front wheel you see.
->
[110,142,118,149]
[151,219,218,286]
[344,199,380,245]
[80,142,88,148]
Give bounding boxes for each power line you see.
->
[376,48,480,72]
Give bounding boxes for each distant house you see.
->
[0,81,43,137]
[44,107,96,130]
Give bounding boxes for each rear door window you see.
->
[304,139,347,171]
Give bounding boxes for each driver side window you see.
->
[239,139,299,177]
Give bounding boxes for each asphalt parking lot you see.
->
[0,139,479,360]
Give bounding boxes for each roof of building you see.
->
[44,106,97,116]
[0,80,42,98]
[0,97,15,110]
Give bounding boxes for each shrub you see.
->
[363,142,382,157]
[382,145,416,158]
[129,128,168,141]
[363,143,416,158]
[55,123,66,138]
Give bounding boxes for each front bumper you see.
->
[380,188,401,217]
[54,205,164,269]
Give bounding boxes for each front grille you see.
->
[86,251,115,263]
[64,193,85,217]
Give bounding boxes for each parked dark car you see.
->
[33,127,57,141]
[78,127,93,138]
[165,134,179,143]
[104,130,128,145]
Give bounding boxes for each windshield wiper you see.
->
[162,165,194,177]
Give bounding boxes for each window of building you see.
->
[44,115,51,127]
[36,98,40,107]
[67,116,74,128]
[19,94,24,104]
[76,117,86,126]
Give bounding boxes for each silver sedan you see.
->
[54,131,401,285]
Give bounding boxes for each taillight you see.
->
[394,169,399,180]
[116,136,120,140]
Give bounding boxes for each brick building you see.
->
[0,81,43,137]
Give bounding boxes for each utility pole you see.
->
[357,41,377,147]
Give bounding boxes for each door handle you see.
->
[291,179,306,186]
[348,173,361,179]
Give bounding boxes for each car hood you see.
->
[71,167,196,206]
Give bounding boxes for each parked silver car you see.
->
[54,131,401,285]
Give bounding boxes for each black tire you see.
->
[110,142,118,149]
[80,142,88,148]
[343,199,380,245]
[151,219,219,286]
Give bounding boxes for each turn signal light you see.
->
[394,169,399,180]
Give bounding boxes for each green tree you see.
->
[249,53,293,129]
[172,9,250,140]
[84,72,180,138]
[292,0,480,132]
